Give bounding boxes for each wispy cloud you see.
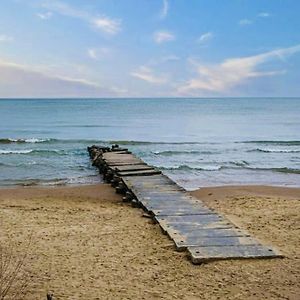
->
[178,45,300,95]
[0,35,14,43]
[258,12,271,18]
[197,32,214,45]
[153,30,175,44]
[41,1,87,18]
[91,17,121,35]
[239,19,253,26]
[36,11,53,20]
[160,0,169,19]
[41,1,121,35]
[131,66,167,84]
[87,47,112,60]
[0,59,120,97]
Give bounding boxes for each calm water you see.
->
[0,98,300,190]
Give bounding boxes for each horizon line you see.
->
[1,96,300,100]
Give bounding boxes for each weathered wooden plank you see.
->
[188,245,281,263]
[151,208,216,216]
[186,227,248,236]
[143,200,210,210]
[105,158,144,164]
[159,221,234,234]
[156,214,225,233]
[113,165,154,172]
[174,236,259,251]
[142,200,208,209]
[123,174,176,184]
[107,162,147,166]
[167,227,241,240]
[156,214,224,224]
[103,153,138,159]
[118,170,161,177]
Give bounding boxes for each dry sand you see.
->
[0,184,299,299]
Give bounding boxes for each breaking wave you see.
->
[152,150,217,156]
[240,140,300,146]
[0,149,66,155]
[0,138,52,144]
[249,148,300,153]
[159,165,222,171]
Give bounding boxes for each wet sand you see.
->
[0,184,299,299]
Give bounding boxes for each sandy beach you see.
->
[0,184,299,299]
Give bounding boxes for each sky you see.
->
[0,0,300,98]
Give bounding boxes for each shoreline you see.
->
[1,183,299,299]
[1,182,300,190]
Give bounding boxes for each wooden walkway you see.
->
[88,145,282,263]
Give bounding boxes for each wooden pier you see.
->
[88,145,282,264]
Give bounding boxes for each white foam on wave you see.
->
[256,148,300,153]
[0,149,33,154]
[24,138,48,143]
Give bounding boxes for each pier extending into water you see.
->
[88,145,282,264]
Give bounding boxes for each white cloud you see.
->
[87,47,112,60]
[0,35,14,43]
[37,11,53,20]
[153,30,175,44]
[0,59,120,97]
[131,66,167,84]
[160,0,169,19]
[178,45,300,95]
[258,12,271,18]
[239,19,253,26]
[41,1,121,35]
[197,32,214,44]
[92,17,121,35]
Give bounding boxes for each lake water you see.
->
[0,98,299,190]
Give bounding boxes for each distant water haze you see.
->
[0,98,299,189]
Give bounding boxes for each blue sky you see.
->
[0,0,300,97]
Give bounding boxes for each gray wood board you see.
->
[156,214,224,224]
[156,215,226,233]
[159,221,234,234]
[106,162,147,166]
[103,153,138,159]
[105,159,144,164]
[112,165,154,172]
[174,236,259,251]
[151,208,216,216]
[166,226,241,239]
[119,170,161,177]
[188,245,282,263]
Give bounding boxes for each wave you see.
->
[229,160,249,167]
[248,148,300,153]
[0,149,66,155]
[107,140,214,146]
[0,138,219,146]
[159,164,222,171]
[240,140,300,146]
[0,149,34,154]
[0,138,51,144]
[152,150,216,156]
[270,167,300,174]
[0,175,100,187]
[159,163,300,175]
[246,167,300,175]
